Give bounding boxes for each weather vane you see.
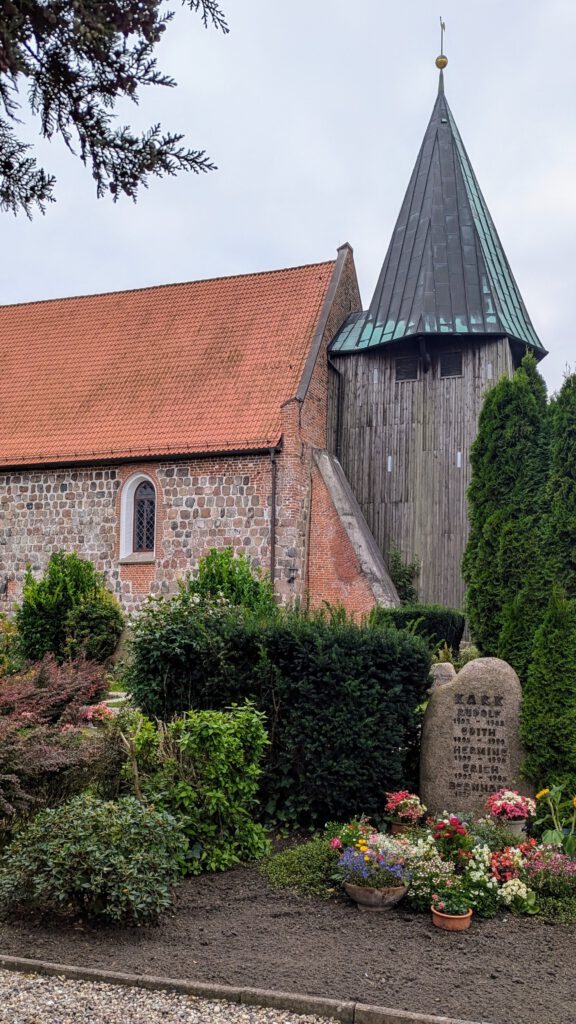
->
[436,16,448,71]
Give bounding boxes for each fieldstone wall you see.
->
[0,455,275,615]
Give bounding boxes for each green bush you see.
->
[187,546,277,616]
[0,794,186,923]
[125,601,430,829]
[258,615,430,826]
[521,589,576,791]
[127,703,270,873]
[16,552,124,663]
[369,604,465,653]
[125,599,262,719]
[387,547,420,604]
[260,837,336,898]
[64,590,125,662]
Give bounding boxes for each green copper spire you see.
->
[331,75,544,356]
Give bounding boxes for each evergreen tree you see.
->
[0,1,228,215]
[521,588,576,791]
[463,353,549,660]
[544,374,576,596]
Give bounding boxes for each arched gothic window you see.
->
[119,473,157,560]
[133,480,156,552]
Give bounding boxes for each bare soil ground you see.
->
[0,865,574,1024]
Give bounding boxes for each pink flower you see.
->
[330,838,342,849]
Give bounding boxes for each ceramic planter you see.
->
[344,882,407,911]
[431,907,473,932]
[502,818,526,837]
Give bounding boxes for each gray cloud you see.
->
[2,0,574,394]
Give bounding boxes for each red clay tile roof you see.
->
[0,260,336,466]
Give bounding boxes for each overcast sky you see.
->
[2,0,575,394]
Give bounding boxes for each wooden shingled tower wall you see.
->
[328,69,545,610]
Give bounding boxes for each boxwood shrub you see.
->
[126,598,431,828]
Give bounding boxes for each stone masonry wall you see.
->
[0,455,273,615]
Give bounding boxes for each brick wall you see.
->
[306,462,380,615]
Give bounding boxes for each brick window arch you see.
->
[120,472,157,560]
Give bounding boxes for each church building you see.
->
[0,60,545,615]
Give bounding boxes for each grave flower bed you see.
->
[264,786,576,925]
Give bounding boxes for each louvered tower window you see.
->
[133,480,155,552]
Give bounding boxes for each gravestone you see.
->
[430,662,457,690]
[420,657,526,816]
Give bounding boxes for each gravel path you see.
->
[0,970,338,1024]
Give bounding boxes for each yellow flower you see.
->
[536,788,550,800]
[364,855,371,862]
[572,796,576,809]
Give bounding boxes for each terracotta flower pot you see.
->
[390,821,411,835]
[344,882,407,911]
[431,907,473,932]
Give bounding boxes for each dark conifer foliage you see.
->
[521,588,576,790]
[544,374,576,596]
[0,1,228,215]
[463,353,550,665]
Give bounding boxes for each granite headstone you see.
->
[420,657,526,816]
[429,662,457,690]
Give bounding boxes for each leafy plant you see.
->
[0,657,119,826]
[16,552,124,663]
[431,884,470,916]
[534,785,576,857]
[0,795,186,924]
[260,837,336,898]
[125,597,431,829]
[187,546,277,616]
[386,547,420,605]
[64,590,125,662]
[126,703,271,873]
[0,615,22,677]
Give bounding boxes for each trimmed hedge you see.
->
[126,600,431,827]
[369,604,465,653]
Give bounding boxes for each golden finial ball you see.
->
[436,55,448,70]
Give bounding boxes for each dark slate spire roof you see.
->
[331,75,544,355]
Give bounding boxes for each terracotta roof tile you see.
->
[0,261,335,466]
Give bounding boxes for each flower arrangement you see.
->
[385,790,426,823]
[431,814,474,866]
[337,845,409,889]
[325,816,373,851]
[485,789,536,821]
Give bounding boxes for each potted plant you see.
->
[385,790,426,834]
[337,844,409,911]
[485,789,536,837]
[431,886,473,931]
[431,815,474,870]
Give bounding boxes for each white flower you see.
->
[500,879,530,906]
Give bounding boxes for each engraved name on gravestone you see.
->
[420,657,525,815]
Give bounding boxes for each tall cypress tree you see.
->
[463,353,549,663]
[521,588,576,790]
[544,374,576,596]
